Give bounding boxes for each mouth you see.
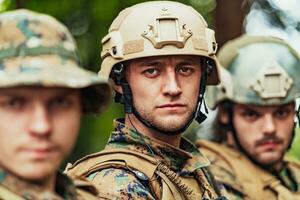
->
[256,139,282,150]
[157,103,186,112]
[20,146,57,160]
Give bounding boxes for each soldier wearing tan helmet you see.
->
[65,1,228,199]
[0,9,111,199]
[198,35,300,199]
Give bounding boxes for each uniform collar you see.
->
[220,143,300,191]
[106,119,210,173]
[0,168,78,199]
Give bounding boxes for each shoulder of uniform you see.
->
[285,158,300,180]
[285,157,300,168]
[196,140,246,197]
[64,148,157,179]
[0,184,24,200]
[88,167,156,200]
[196,140,238,171]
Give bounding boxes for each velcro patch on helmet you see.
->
[123,39,144,55]
[250,61,293,99]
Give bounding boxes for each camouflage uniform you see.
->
[66,119,226,199]
[199,35,300,200]
[66,1,228,199]
[198,140,300,200]
[0,168,98,200]
[0,9,111,200]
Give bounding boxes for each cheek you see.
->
[53,112,81,154]
[277,119,295,141]
[131,81,160,103]
[233,118,258,147]
[0,132,16,165]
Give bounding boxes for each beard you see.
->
[133,103,196,135]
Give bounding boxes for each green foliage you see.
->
[4,0,299,165]
[287,128,300,161]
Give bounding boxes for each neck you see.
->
[125,114,182,147]
[30,174,56,192]
[0,168,57,197]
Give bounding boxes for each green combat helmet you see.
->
[205,66,233,110]
[0,9,111,113]
[207,34,300,109]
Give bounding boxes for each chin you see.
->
[17,163,58,181]
[256,153,283,167]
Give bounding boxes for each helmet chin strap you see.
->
[223,102,296,171]
[113,60,212,136]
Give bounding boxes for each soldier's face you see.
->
[124,55,201,134]
[231,103,295,166]
[0,87,81,181]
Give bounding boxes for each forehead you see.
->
[234,102,295,112]
[128,55,201,65]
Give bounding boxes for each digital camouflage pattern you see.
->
[198,140,300,200]
[0,9,111,200]
[75,119,226,199]
[0,168,99,200]
[0,9,111,113]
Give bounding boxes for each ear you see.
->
[218,105,229,124]
[113,82,123,94]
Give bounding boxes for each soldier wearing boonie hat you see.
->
[0,9,111,200]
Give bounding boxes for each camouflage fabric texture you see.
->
[81,119,225,200]
[0,9,111,113]
[0,168,98,200]
[197,140,300,200]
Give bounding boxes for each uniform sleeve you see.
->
[88,168,156,200]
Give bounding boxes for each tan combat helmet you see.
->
[0,9,111,113]
[99,0,220,85]
[98,1,221,130]
[211,34,300,107]
[205,66,233,110]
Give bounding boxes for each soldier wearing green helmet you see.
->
[197,34,300,199]
[0,9,111,199]
[65,1,229,199]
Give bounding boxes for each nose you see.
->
[29,103,51,137]
[162,71,182,96]
[262,115,276,135]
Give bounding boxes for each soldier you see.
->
[198,35,300,199]
[65,1,228,199]
[0,9,111,199]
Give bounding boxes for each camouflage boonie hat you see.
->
[0,9,111,113]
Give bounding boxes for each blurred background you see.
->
[1,0,299,164]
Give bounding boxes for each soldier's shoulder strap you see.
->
[65,148,158,179]
[0,184,24,200]
[65,148,165,199]
[72,178,99,200]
